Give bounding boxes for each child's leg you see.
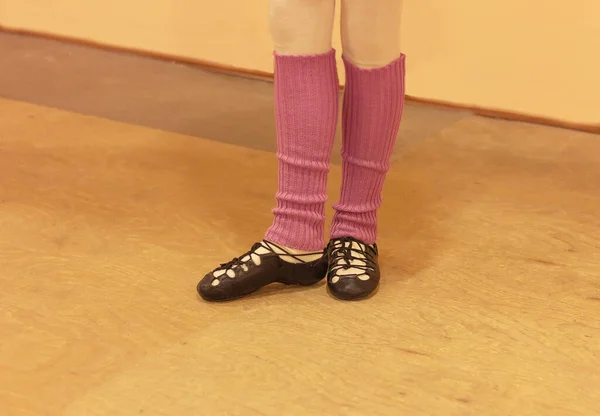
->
[198,0,338,301]
[331,0,405,243]
[265,0,339,251]
[269,0,335,55]
[327,0,405,300]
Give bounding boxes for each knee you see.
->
[271,0,330,10]
[270,0,331,14]
[343,39,401,69]
[270,0,335,55]
[341,0,402,68]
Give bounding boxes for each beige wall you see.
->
[1,0,599,125]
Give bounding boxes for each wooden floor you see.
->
[1,96,600,416]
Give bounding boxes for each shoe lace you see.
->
[213,241,321,273]
[214,242,262,272]
[329,237,376,275]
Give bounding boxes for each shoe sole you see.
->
[198,272,326,302]
[326,283,380,301]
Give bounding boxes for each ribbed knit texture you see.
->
[330,54,406,244]
[265,50,339,251]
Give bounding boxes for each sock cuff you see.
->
[274,49,336,59]
[274,48,338,82]
[342,53,405,72]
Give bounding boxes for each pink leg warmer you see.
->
[265,50,339,251]
[330,54,406,244]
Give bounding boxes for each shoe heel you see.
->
[299,259,328,286]
[293,272,326,286]
[280,259,328,286]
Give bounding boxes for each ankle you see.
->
[262,240,324,263]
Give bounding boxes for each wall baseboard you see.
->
[1,26,598,134]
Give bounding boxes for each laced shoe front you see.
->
[327,237,380,300]
[197,241,327,302]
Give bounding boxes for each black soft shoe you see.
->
[197,241,328,302]
[326,237,380,301]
